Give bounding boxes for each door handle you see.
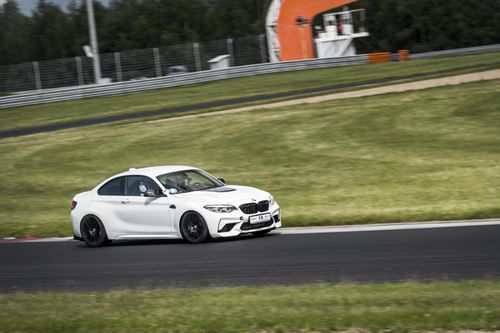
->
[121,199,130,204]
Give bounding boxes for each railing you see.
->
[0,55,367,109]
[409,44,500,59]
[0,43,499,109]
[0,35,268,93]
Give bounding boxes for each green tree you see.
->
[0,0,32,65]
[31,0,74,60]
[355,0,500,53]
[1,0,500,65]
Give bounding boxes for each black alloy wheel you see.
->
[80,215,110,247]
[180,212,210,244]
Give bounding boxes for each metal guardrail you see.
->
[1,43,499,109]
[409,44,500,59]
[0,55,367,109]
[0,35,267,93]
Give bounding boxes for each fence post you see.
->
[153,47,162,77]
[227,38,235,67]
[114,52,123,82]
[193,43,202,72]
[32,61,42,91]
[259,34,267,63]
[75,57,84,86]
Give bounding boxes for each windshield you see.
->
[156,169,225,193]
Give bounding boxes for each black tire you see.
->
[180,212,211,244]
[252,229,273,237]
[80,215,111,247]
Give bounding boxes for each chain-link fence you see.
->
[0,34,268,93]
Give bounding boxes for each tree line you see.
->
[356,0,500,54]
[1,0,499,66]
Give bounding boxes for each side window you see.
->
[125,176,160,196]
[98,177,125,196]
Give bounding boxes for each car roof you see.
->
[116,165,200,178]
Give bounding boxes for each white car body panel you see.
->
[71,166,281,241]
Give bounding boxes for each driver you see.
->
[169,173,191,191]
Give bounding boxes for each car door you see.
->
[116,175,174,235]
[93,176,128,236]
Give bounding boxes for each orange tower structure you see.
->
[266,0,358,62]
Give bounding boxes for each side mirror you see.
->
[218,178,226,184]
[168,188,178,195]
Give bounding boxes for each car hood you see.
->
[172,185,270,205]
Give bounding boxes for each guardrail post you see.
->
[114,52,123,82]
[32,61,42,91]
[75,57,84,86]
[259,34,267,63]
[193,43,201,72]
[227,38,235,67]
[153,47,162,77]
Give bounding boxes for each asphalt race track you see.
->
[1,224,500,293]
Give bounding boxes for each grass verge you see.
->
[1,51,499,132]
[1,280,500,333]
[0,78,499,237]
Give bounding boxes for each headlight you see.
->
[269,196,275,206]
[204,204,238,213]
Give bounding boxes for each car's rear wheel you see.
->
[252,229,273,237]
[180,212,211,244]
[80,215,110,247]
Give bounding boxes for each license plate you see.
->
[250,213,271,224]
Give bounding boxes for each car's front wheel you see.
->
[80,215,111,247]
[180,212,211,244]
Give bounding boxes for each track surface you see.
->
[1,224,500,293]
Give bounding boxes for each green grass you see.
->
[1,51,499,132]
[1,78,499,237]
[2,280,500,332]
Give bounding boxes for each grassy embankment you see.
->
[1,51,499,132]
[0,77,499,237]
[1,280,500,333]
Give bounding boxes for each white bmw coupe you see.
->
[71,166,281,246]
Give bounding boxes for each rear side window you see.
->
[98,177,125,196]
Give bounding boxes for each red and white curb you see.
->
[2,218,500,243]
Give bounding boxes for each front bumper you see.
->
[208,207,281,238]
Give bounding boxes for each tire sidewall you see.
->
[180,211,210,244]
[80,215,109,247]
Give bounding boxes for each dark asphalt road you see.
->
[1,225,500,293]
